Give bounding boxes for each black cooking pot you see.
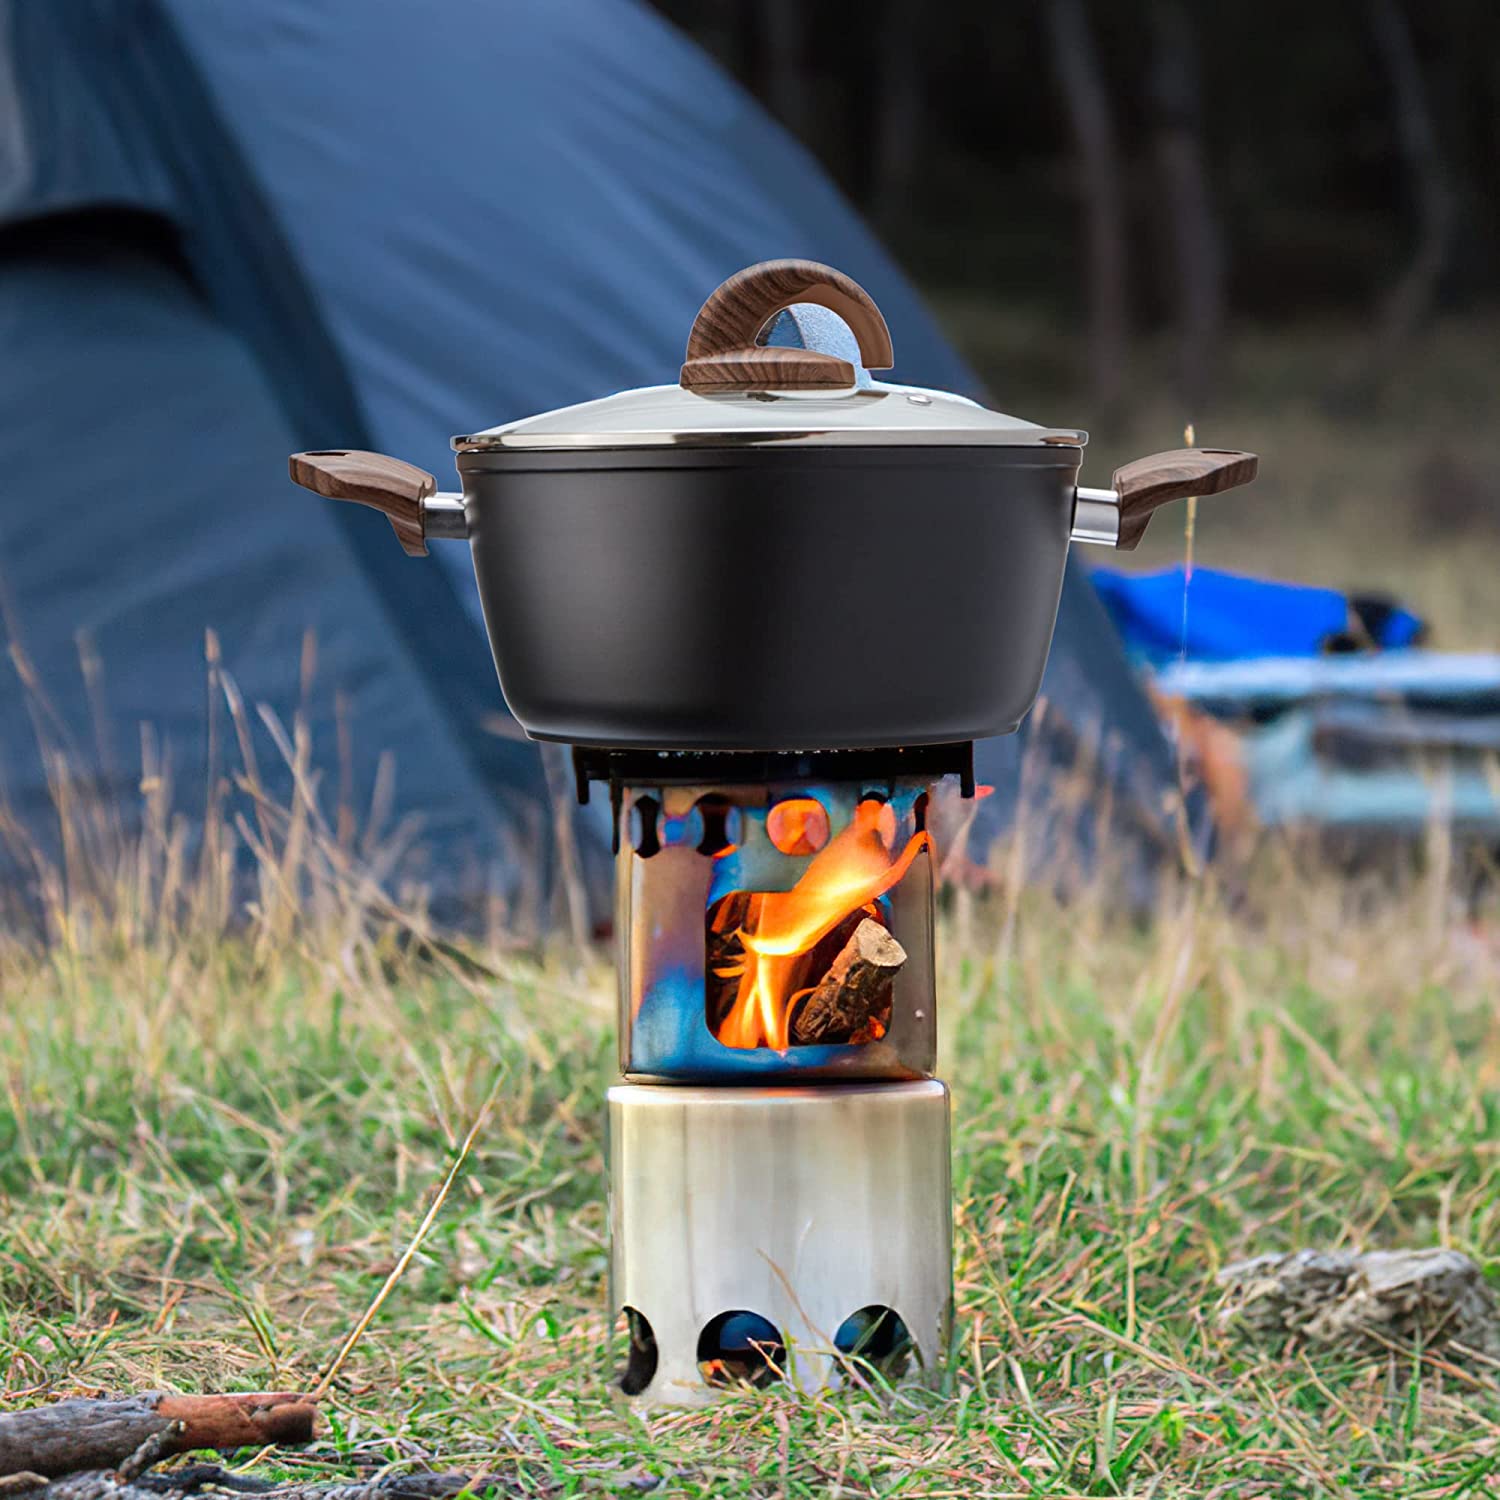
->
[290,260,1256,750]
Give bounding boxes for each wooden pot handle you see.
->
[681,259,894,393]
[288,450,435,557]
[1112,448,1259,551]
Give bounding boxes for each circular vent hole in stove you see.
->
[766,796,830,855]
[697,1309,786,1388]
[694,794,741,856]
[629,796,662,858]
[834,1304,914,1382]
[615,1306,659,1396]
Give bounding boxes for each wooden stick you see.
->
[790,918,906,1045]
[27,1474,475,1500]
[0,1396,316,1480]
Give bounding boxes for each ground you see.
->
[4,316,1500,1495]
[4,853,1500,1498]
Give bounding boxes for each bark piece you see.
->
[0,1396,316,1481]
[790,918,905,1046]
[136,1466,273,1494]
[20,1473,476,1500]
[1217,1248,1500,1359]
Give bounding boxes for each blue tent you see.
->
[0,0,1183,916]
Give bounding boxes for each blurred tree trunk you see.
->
[1043,0,1130,414]
[871,0,924,231]
[1149,0,1224,408]
[759,0,813,144]
[1341,0,1454,404]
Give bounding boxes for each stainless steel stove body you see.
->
[577,746,964,1403]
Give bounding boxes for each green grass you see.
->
[5,852,1500,1497]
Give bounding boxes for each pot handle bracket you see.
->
[680,259,895,394]
[287,451,466,556]
[1072,448,1259,550]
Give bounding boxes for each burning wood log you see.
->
[0,1395,316,1481]
[790,917,905,1045]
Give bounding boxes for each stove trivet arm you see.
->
[1069,447,1258,550]
[288,450,466,556]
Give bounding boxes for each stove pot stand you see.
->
[614,774,938,1084]
[288,259,1257,752]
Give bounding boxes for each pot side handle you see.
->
[681,259,894,393]
[288,450,436,557]
[1112,448,1258,551]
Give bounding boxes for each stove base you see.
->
[607,1080,952,1405]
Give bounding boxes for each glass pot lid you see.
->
[453,260,1087,453]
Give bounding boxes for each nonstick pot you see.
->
[289,260,1257,750]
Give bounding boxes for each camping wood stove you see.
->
[577,745,965,1402]
[285,257,1255,1404]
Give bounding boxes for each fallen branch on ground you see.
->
[6,1472,479,1500]
[0,1397,317,1481]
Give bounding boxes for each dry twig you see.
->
[0,1398,315,1483]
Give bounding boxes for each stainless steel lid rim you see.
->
[453,427,1089,453]
[455,443,1087,475]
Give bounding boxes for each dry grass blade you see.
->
[312,1069,506,1401]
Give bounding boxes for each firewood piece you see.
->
[27,1474,476,1500]
[116,1434,177,1488]
[0,1396,316,1481]
[790,918,905,1046]
[136,1466,274,1494]
[259,1476,475,1500]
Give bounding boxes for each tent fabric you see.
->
[0,219,532,898]
[0,0,1186,914]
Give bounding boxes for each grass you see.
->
[5,818,1500,1496]
[5,318,1500,1494]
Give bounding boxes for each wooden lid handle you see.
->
[1112,448,1259,551]
[680,259,894,394]
[288,450,435,557]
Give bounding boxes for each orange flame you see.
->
[714,800,930,1051]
